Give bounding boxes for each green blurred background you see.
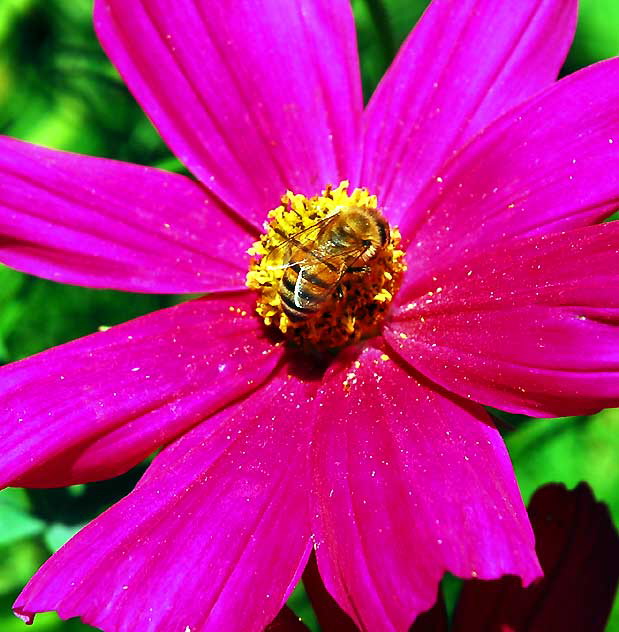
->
[0,0,618,629]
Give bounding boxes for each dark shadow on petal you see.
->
[265,605,310,632]
[452,482,619,632]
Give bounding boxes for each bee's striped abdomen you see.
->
[279,261,335,321]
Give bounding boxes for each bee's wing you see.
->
[292,244,368,309]
[263,212,340,270]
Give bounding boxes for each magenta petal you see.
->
[14,370,315,631]
[311,345,539,631]
[361,0,576,224]
[0,294,283,487]
[401,58,619,268]
[302,554,359,632]
[388,222,619,417]
[0,137,250,292]
[95,0,362,225]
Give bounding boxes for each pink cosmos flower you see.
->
[1,0,619,630]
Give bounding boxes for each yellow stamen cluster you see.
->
[246,181,406,351]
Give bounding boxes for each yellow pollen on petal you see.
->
[246,181,406,351]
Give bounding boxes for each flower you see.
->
[1,0,618,630]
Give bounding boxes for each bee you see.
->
[266,206,390,322]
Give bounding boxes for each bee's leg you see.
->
[347,265,370,274]
[334,285,344,300]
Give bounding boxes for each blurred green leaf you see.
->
[0,540,44,595]
[0,607,93,632]
[0,267,25,361]
[288,582,320,632]
[0,490,44,546]
[353,0,427,99]
[508,409,619,521]
[564,0,619,73]
[0,266,24,301]
[3,278,172,362]
[43,523,83,553]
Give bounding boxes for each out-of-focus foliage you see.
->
[0,0,618,630]
[0,0,180,167]
[563,0,619,74]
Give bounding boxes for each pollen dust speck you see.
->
[246,181,406,351]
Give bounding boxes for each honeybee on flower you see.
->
[265,205,390,321]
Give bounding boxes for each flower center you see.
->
[246,181,406,351]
